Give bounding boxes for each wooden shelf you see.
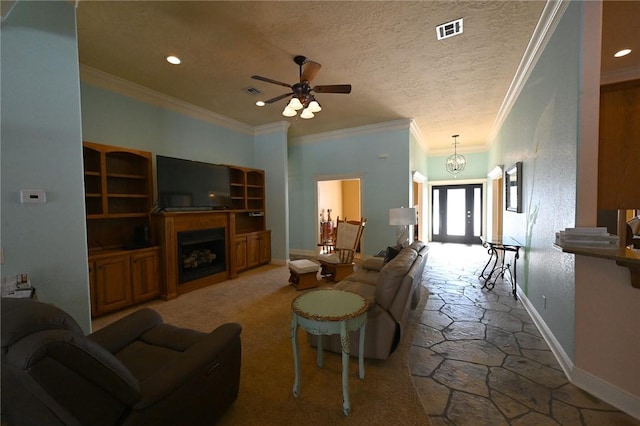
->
[83,143,154,255]
[227,165,265,212]
[554,243,640,289]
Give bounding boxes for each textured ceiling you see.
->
[75,1,638,153]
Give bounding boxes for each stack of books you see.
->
[555,227,619,248]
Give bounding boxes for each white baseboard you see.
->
[288,249,317,259]
[572,366,640,420]
[517,285,640,420]
[517,286,574,377]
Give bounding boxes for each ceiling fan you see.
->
[251,55,352,119]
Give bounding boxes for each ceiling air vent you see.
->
[436,18,463,41]
[243,87,262,96]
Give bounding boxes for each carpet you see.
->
[93,265,432,425]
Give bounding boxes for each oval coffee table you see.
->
[290,289,368,416]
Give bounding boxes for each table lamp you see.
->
[389,207,417,247]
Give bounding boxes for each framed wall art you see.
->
[505,162,523,213]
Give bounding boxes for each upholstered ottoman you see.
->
[288,259,320,290]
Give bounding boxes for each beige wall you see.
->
[341,180,361,221]
[317,179,361,224]
[574,257,640,400]
[318,180,343,223]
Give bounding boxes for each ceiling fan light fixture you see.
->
[255,100,265,107]
[308,100,322,113]
[251,55,351,121]
[300,108,314,119]
[282,106,297,117]
[288,97,304,110]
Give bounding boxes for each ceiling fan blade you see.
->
[300,60,321,83]
[312,84,352,94]
[264,92,293,104]
[251,75,292,89]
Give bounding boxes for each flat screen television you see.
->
[156,155,231,211]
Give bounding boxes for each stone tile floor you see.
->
[410,242,639,426]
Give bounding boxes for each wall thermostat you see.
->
[20,189,46,204]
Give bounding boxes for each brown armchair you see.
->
[1,298,241,425]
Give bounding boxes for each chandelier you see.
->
[445,134,466,176]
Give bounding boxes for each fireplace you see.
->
[177,228,226,284]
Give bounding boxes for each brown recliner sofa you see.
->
[1,298,241,426]
[310,241,429,360]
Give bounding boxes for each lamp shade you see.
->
[389,207,417,225]
[308,100,322,113]
[282,106,297,117]
[288,97,303,111]
[300,108,314,119]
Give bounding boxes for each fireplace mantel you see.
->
[152,211,234,299]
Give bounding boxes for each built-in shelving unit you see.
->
[83,142,160,317]
[152,164,271,299]
[83,142,154,248]
[227,165,266,248]
[228,166,265,212]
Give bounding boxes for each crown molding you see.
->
[428,143,490,156]
[79,64,255,135]
[409,119,429,154]
[254,121,290,136]
[487,0,570,146]
[289,118,412,146]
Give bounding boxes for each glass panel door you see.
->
[432,184,482,244]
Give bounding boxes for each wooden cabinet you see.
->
[235,236,248,272]
[89,247,160,317]
[241,230,271,271]
[247,233,261,268]
[259,230,271,264]
[131,249,161,303]
[598,79,640,210]
[233,230,270,273]
[92,254,132,316]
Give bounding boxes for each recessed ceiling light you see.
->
[166,55,181,65]
[614,49,631,58]
[256,101,265,107]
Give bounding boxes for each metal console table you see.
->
[480,236,523,299]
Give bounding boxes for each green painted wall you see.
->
[1,1,91,332]
[255,126,289,262]
[80,84,255,168]
[489,1,581,360]
[288,122,417,255]
[427,151,490,181]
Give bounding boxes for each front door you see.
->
[432,184,482,244]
